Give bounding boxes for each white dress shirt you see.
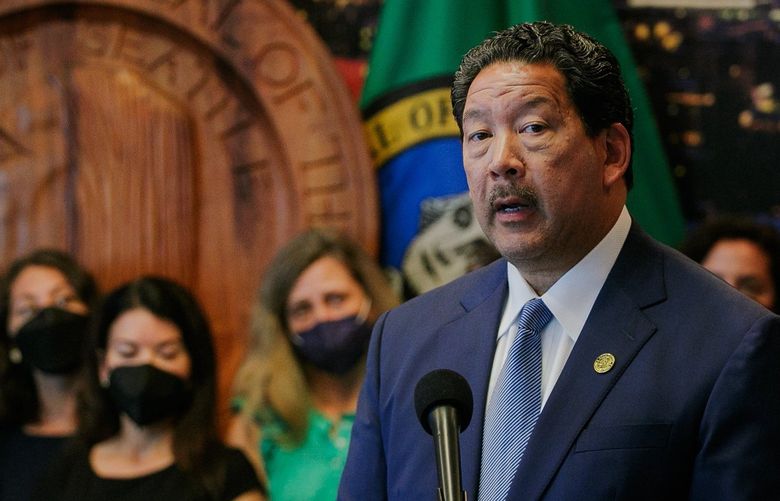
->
[486,207,632,408]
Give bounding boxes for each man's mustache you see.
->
[487,185,539,212]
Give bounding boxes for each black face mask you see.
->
[107,364,192,427]
[14,307,89,374]
[290,314,372,375]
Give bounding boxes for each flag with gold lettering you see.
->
[362,0,685,294]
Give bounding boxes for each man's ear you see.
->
[602,122,631,188]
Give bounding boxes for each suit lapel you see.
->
[428,259,509,499]
[507,226,668,499]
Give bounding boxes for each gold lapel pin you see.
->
[593,353,616,374]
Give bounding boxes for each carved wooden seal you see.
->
[0,0,377,420]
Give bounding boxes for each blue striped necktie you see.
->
[479,298,553,500]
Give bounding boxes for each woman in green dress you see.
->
[228,229,399,500]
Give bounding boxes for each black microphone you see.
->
[414,369,473,501]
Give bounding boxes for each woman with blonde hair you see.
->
[228,228,399,500]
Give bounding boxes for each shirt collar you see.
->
[499,207,632,341]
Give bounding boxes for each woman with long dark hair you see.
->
[0,249,98,501]
[34,276,264,501]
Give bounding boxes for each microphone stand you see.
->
[430,405,467,501]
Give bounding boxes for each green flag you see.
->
[363,0,685,279]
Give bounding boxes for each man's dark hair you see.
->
[451,21,635,189]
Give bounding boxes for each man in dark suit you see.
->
[338,22,780,500]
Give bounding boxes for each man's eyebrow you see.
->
[463,95,557,124]
[462,108,487,123]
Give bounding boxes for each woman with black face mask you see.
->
[0,249,97,501]
[32,276,264,501]
[227,228,399,501]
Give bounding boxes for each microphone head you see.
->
[414,368,473,435]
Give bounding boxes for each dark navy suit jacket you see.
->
[339,226,780,500]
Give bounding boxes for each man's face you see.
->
[461,61,628,282]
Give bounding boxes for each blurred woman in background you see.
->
[681,216,780,313]
[33,276,264,501]
[228,228,399,500]
[0,249,98,501]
